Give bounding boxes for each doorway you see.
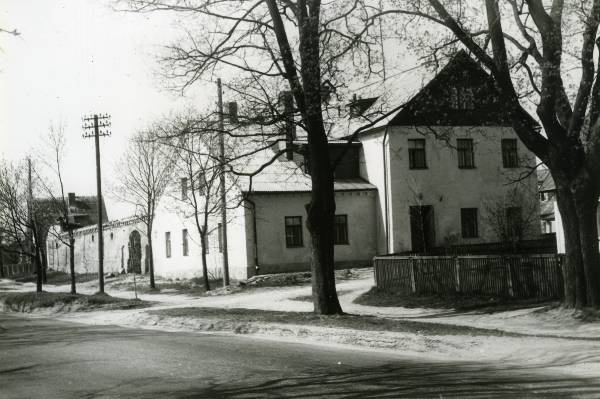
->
[409,205,435,253]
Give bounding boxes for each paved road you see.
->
[1,313,598,398]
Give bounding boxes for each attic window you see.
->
[449,87,475,110]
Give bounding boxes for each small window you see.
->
[110,232,114,240]
[449,86,475,110]
[461,208,478,238]
[457,139,475,169]
[91,234,94,242]
[334,215,349,245]
[408,139,427,169]
[182,229,189,256]
[285,216,303,248]
[218,223,223,253]
[502,139,519,168]
[165,232,171,258]
[181,178,188,200]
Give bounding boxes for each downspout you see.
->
[382,126,390,254]
[246,197,260,275]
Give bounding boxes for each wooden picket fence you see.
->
[374,254,564,299]
[1,263,35,279]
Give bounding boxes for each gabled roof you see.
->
[236,143,375,193]
[389,50,537,127]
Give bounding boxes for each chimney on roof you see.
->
[68,192,75,205]
[227,102,238,123]
[281,91,296,161]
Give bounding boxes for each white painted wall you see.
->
[47,218,148,275]
[249,190,378,274]
[377,125,540,252]
[358,127,390,254]
[151,196,249,281]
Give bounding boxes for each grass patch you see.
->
[108,275,220,296]
[15,270,97,285]
[241,268,371,289]
[353,287,558,313]
[148,306,518,337]
[0,291,148,313]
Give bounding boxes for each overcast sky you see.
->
[1,0,215,218]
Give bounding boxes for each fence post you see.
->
[454,256,461,293]
[505,256,515,297]
[409,257,416,294]
[373,259,379,289]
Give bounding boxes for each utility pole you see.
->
[27,158,42,292]
[217,78,230,287]
[82,113,111,294]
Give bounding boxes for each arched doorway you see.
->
[127,230,142,274]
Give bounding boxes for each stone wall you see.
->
[47,217,148,275]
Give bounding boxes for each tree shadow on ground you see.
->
[163,360,600,398]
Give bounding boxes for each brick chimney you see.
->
[68,192,75,205]
[227,102,238,123]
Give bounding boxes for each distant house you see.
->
[538,168,556,234]
[48,51,541,279]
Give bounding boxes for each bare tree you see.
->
[122,0,386,314]
[0,159,45,292]
[35,123,78,294]
[113,127,175,289]
[482,186,540,253]
[365,0,600,308]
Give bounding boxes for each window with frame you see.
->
[408,139,427,169]
[461,208,478,238]
[218,223,223,253]
[182,229,189,256]
[165,232,171,258]
[449,86,475,110]
[457,139,475,168]
[285,216,303,248]
[334,215,349,245]
[181,178,188,200]
[502,139,519,168]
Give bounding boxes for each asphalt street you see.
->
[0,313,598,398]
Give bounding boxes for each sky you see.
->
[0,1,426,221]
[0,0,214,218]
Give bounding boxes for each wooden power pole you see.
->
[217,78,230,287]
[82,113,111,294]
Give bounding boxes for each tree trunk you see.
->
[305,152,342,314]
[147,224,156,289]
[574,187,600,307]
[34,244,42,293]
[40,245,48,284]
[555,183,600,308]
[69,236,76,294]
[200,232,210,291]
[298,6,343,315]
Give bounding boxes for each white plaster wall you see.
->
[152,197,249,281]
[47,219,147,275]
[358,127,390,254]
[250,190,377,273]
[386,126,540,252]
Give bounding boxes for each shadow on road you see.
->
[165,360,600,398]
